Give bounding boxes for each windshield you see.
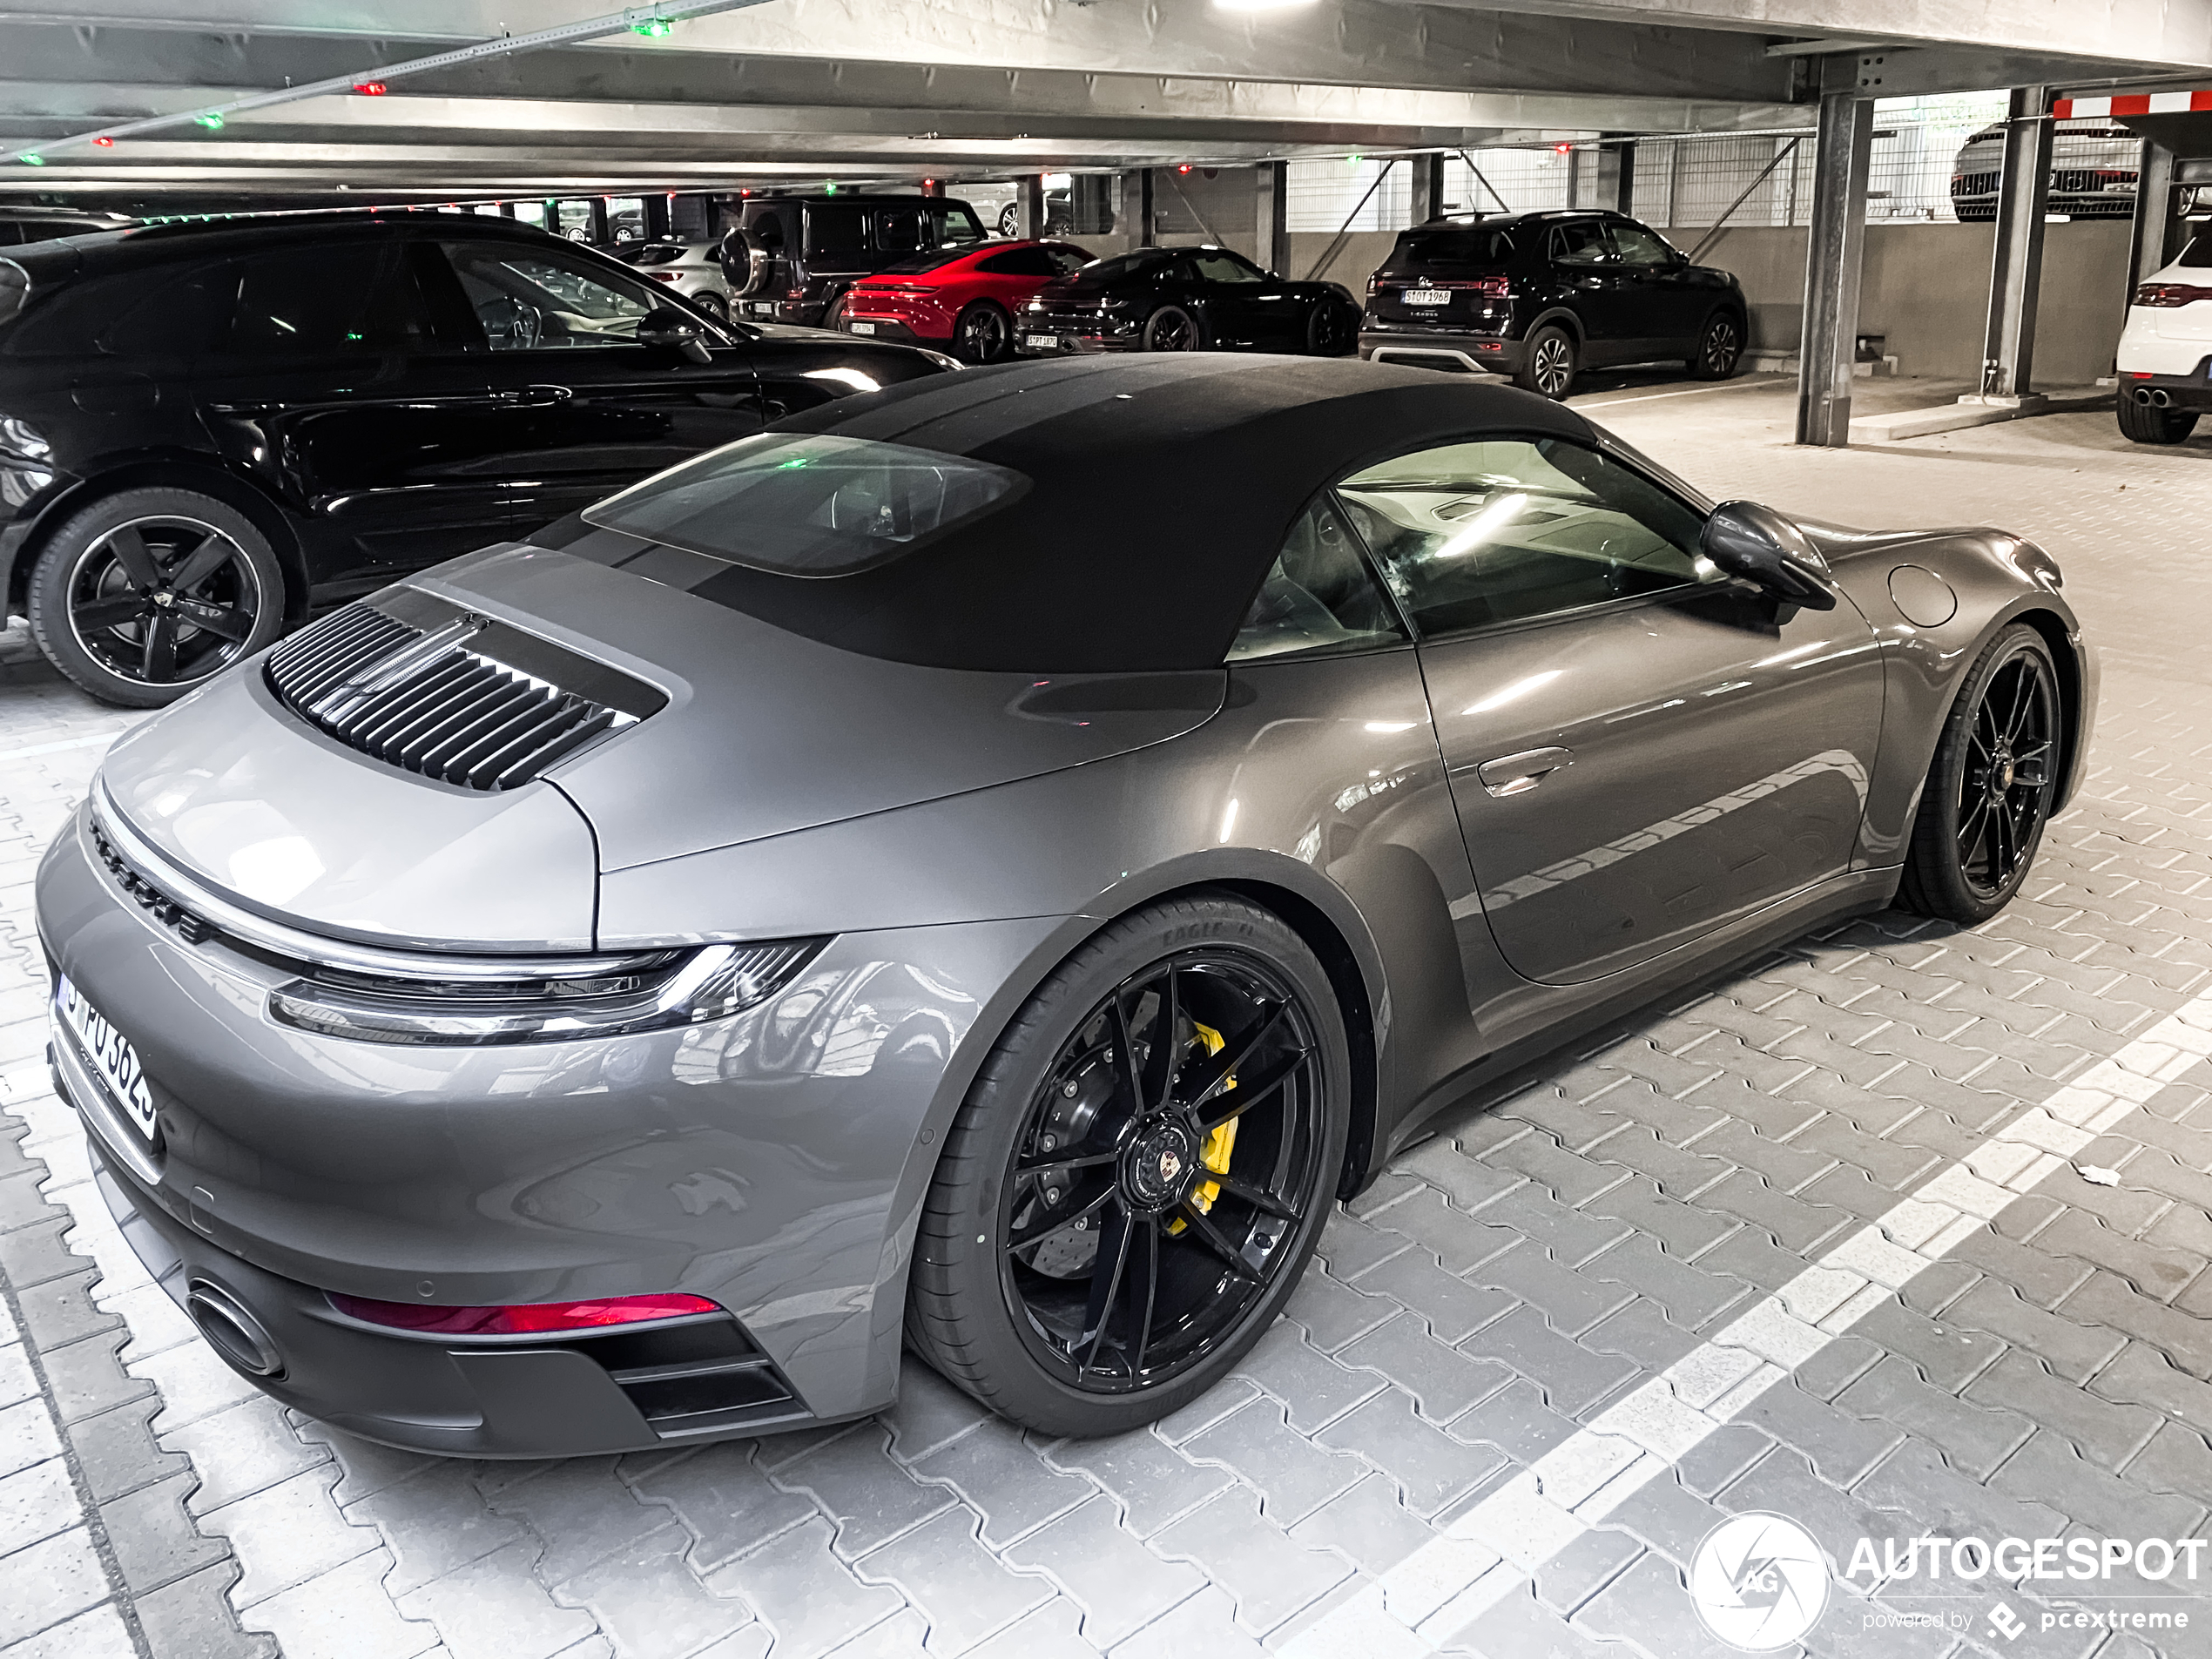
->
[583,433,1027,577]
[1395,226,1515,268]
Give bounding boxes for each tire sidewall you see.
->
[1905,623,2060,924]
[1692,309,1743,380]
[1143,306,1202,352]
[1518,325,1577,399]
[954,301,1011,363]
[26,486,287,709]
[910,896,1350,1437]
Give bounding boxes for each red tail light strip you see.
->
[2134,283,2212,308]
[329,1291,721,1335]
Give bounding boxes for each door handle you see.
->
[1475,746,1573,798]
[494,385,570,407]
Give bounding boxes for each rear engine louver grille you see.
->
[265,603,656,792]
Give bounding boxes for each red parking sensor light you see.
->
[329,1291,720,1335]
[93,135,114,147]
[354,81,388,96]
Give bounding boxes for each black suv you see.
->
[1359,212,1745,400]
[721,194,990,328]
[0,213,954,705]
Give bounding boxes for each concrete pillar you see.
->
[1794,92,1873,448]
[2128,139,2184,295]
[1410,152,1447,222]
[1136,168,1157,246]
[921,177,946,198]
[642,194,670,241]
[1015,174,1046,239]
[1256,161,1290,273]
[1593,140,1635,212]
[585,197,610,245]
[1979,86,2055,399]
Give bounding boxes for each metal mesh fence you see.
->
[1278,91,2094,241]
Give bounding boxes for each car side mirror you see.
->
[637,305,713,365]
[1701,500,1837,610]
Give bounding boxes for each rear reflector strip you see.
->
[329,1291,721,1335]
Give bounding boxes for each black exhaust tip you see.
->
[186,1280,285,1379]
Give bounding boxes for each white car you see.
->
[1949,118,2144,221]
[623,240,735,320]
[2114,239,2212,443]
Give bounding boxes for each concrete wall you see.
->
[1688,219,2132,384]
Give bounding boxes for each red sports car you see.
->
[838,239,1095,362]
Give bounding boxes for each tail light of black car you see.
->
[2134,282,2212,307]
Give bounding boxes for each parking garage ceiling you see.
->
[4,0,2212,204]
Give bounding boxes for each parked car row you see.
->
[0,212,956,705]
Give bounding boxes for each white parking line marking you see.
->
[0,730,132,765]
[1574,375,1791,410]
[1281,986,2212,1656]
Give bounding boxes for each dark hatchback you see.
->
[1015,245,1361,358]
[1359,212,1746,399]
[0,213,954,706]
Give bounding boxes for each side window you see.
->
[976,246,1049,277]
[1608,223,1676,267]
[219,244,423,356]
[442,242,655,350]
[1047,246,1092,275]
[750,209,789,250]
[806,205,867,259]
[875,207,926,253]
[1193,252,1264,285]
[1333,436,1711,637]
[1548,221,1612,266]
[105,265,230,358]
[929,206,985,246]
[1229,496,1408,663]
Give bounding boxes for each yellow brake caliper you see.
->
[1173,1020,1237,1230]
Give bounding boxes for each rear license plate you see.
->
[1025,334,1059,349]
[1403,289,1453,307]
[848,320,876,334]
[54,974,157,1143]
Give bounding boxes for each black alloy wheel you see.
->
[954,301,1013,363]
[1899,624,2062,924]
[1143,306,1202,352]
[1305,300,1355,357]
[1516,325,1577,400]
[907,896,1347,1436]
[1692,311,1743,381]
[28,488,285,709]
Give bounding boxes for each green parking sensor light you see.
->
[193,111,226,131]
[631,15,673,34]
[19,153,43,165]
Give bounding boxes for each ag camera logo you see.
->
[1689,1513,1831,1650]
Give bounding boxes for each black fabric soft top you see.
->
[655,356,1593,672]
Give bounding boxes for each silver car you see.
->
[1950,118,2144,219]
[36,356,2094,1453]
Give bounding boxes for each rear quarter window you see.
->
[1395,226,1516,268]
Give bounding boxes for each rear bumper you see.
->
[1359,327,1521,374]
[87,1148,818,1457]
[840,317,940,346]
[1013,314,1141,356]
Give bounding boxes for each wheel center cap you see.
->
[152,590,174,608]
[1123,1123,1194,1211]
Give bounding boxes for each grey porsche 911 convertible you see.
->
[36,355,2093,1453]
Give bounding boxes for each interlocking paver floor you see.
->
[3,372,2209,1659]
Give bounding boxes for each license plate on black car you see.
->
[1025,334,1059,349]
[1404,289,1452,307]
[54,974,158,1143]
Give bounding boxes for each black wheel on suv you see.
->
[954,301,1014,363]
[27,487,287,708]
[1515,325,1578,400]
[2117,393,2199,444]
[1143,307,1203,352]
[1691,310,1744,381]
